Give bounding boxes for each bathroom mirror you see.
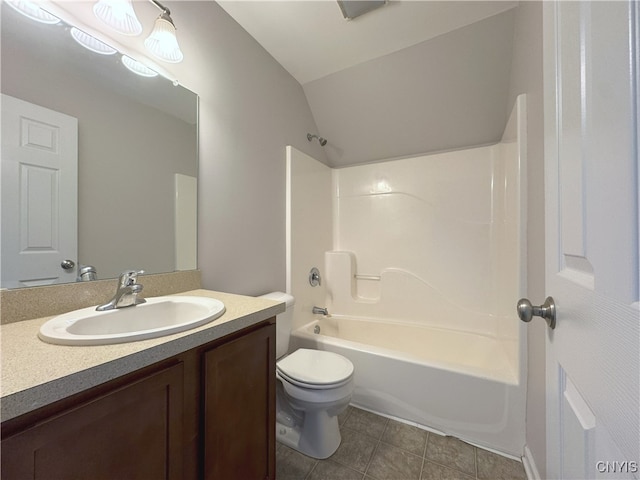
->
[1,4,198,289]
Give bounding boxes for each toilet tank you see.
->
[259,292,295,358]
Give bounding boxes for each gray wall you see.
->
[303,8,516,167]
[506,2,546,476]
[165,1,327,295]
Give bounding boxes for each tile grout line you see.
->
[363,416,390,479]
[419,431,431,480]
[475,445,479,479]
[363,438,381,479]
[304,458,319,480]
[418,436,478,480]
[371,419,386,478]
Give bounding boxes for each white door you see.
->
[1,94,78,288]
[543,2,639,479]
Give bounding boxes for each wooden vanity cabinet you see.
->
[1,362,185,480]
[202,321,276,480]
[1,319,276,480]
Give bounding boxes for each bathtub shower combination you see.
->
[286,96,527,457]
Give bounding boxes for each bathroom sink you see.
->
[38,296,226,346]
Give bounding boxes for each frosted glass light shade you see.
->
[121,55,158,77]
[144,15,183,63]
[93,0,142,36]
[71,28,117,55]
[5,0,60,24]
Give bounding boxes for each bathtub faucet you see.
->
[312,306,330,316]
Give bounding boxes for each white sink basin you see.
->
[38,296,226,346]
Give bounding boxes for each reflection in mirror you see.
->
[1,3,198,289]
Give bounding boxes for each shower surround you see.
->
[286,96,527,456]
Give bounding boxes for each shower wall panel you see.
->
[286,146,333,330]
[329,143,521,338]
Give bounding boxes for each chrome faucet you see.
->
[312,306,329,316]
[96,270,147,311]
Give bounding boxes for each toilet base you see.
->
[276,410,341,459]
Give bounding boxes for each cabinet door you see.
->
[203,323,276,480]
[2,362,184,480]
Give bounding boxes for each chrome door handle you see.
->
[61,259,75,270]
[517,296,556,329]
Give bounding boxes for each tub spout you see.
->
[312,306,330,316]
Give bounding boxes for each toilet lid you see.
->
[277,349,354,386]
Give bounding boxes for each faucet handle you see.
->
[119,269,144,286]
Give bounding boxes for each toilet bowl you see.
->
[260,292,354,459]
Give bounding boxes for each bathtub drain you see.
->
[314,325,321,334]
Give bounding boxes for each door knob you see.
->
[61,259,75,270]
[517,296,556,329]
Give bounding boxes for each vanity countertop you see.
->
[0,289,284,423]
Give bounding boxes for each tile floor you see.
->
[276,406,528,480]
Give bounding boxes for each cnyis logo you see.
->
[595,461,639,474]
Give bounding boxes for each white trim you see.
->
[522,445,542,480]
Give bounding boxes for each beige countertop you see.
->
[0,289,284,423]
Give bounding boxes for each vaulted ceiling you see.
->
[218,1,519,167]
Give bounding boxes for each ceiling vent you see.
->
[337,1,387,20]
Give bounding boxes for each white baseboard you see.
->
[522,445,542,480]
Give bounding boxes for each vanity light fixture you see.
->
[92,0,183,63]
[5,0,60,24]
[70,28,118,55]
[93,0,143,36]
[144,0,184,63]
[121,55,159,77]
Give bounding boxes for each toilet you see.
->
[260,292,354,459]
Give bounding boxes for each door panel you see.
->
[1,94,78,287]
[544,1,639,478]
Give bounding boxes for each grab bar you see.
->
[354,274,381,281]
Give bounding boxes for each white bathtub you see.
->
[290,315,526,457]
